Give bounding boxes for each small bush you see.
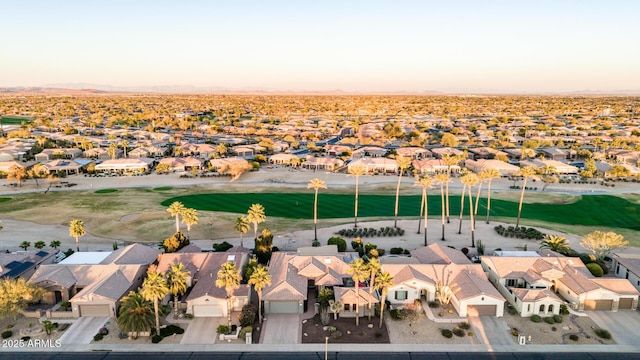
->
[453,327,465,337]
[184,313,194,319]
[544,316,555,324]
[551,326,557,331]
[569,334,579,341]
[159,325,184,337]
[441,329,453,338]
[5,324,14,329]
[1,330,12,339]
[559,304,570,315]
[93,333,104,341]
[151,335,163,343]
[390,247,404,255]
[428,301,439,308]
[330,330,342,339]
[312,240,321,247]
[217,325,230,335]
[511,328,519,337]
[239,304,257,327]
[594,328,611,339]
[586,263,604,277]
[212,241,233,252]
[239,326,252,339]
[531,314,542,323]
[327,236,347,252]
[553,315,563,323]
[390,309,402,320]
[459,322,471,330]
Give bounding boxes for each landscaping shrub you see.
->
[579,253,596,264]
[559,304,570,315]
[596,260,609,275]
[184,313,194,319]
[569,334,579,341]
[151,335,163,343]
[98,327,109,335]
[544,316,555,324]
[402,249,410,255]
[217,325,230,335]
[390,309,402,320]
[531,315,542,323]
[239,326,252,339]
[553,315,563,323]
[453,327,465,337]
[327,236,347,252]
[93,333,104,341]
[330,330,342,339]
[459,322,471,330]
[494,225,545,240]
[586,263,604,277]
[441,329,453,338]
[159,325,184,337]
[594,328,611,339]
[312,240,321,247]
[428,301,439,308]
[239,304,257,327]
[1,330,12,339]
[212,241,233,252]
[390,247,404,255]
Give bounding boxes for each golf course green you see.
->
[162,193,640,231]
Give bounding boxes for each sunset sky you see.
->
[2,1,639,93]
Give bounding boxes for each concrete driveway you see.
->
[260,314,300,344]
[58,317,109,344]
[180,317,225,344]
[468,316,515,346]
[586,310,640,345]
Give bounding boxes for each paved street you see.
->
[260,314,300,344]
[586,310,640,345]
[58,316,109,344]
[180,317,223,344]
[469,316,515,346]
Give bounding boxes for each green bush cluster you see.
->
[594,328,612,339]
[327,236,347,252]
[217,325,230,335]
[151,335,163,343]
[239,326,252,339]
[569,334,579,341]
[553,315,563,323]
[544,316,555,324]
[441,329,453,338]
[1,330,12,339]
[212,241,233,252]
[494,225,545,240]
[159,325,184,337]
[586,263,604,277]
[531,315,542,323]
[390,247,411,255]
[453,327,465,337]
[338,226,405,238]
[239,304,257,327]
[459,322,471,330]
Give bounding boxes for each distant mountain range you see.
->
[1,83,639,95]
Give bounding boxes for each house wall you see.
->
[187,296,228,315]
[70,297,116,317]
[456,295,504,317]
[613,261,640,293]
[338,303,367,318]
[516,298,562,317]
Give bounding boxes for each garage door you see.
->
[584,299,613,310]
[193,305,223,317]
[78,304,110,317]
[467,305,497,316]
[268,301,299,314]
[618,298,634,309]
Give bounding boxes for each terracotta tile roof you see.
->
[452,268,504,301]
[263,253,308,301]
[511,288,563,303]
[334,286,379,306]
[411,244,470,265]
[592,279,640,296]
[185,253,248,301]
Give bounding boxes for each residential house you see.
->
[481,254,639,315]
[182,143,218,159]
[208,157,249,172]
[520,159,579,174]
[158,157,204,172]
[539,147,577,162]
[268,153,300,165]
[430,147,464,159]
[94,158,155,174]
[28,244,160,317]
[467,147,508,161]
[83,147,112,160]
[324,145,352,157]
[0,161,25,173]
[395,147,432,160]
[412,159,461,175]
[465,159,520,177]
[352,146,388,159]
[42,159,84,175]
[301,156,344,171]
[347,158,398,174]
[34,148,83,162]
[612,249,640,293]
[0,250,58,279]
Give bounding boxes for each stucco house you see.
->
[158,156,204,172]
[301,156,344,171]
[347,158,398,174]
[465,159,520,177]
[612,250,640,293]
[0,250,58,279]
[481,253,639,315]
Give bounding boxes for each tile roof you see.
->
[334,286,379,306]
[511,288,564,303]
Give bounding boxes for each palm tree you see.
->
[366,257,381,321]
[461,173,480,247]
[234,216,250,248]
[117,290,155,339]
[69,219,86,252]
[181,208,198,238]
[374,271,393,328]
[457,173,468,235]
[49,240,61,249]
[20,241,31,250]
[482,168,501,224]
[167,201,185,233]
[120,140,129,158]
[247,203,266,239]
[393,156,412,228]
[248,264,271,323]
[515,166,537,229]
[140,271,169,336]
[347,258,369,326]
[307,178,327,242]
[348,166,367,228]
[414,175,434,246]
[216,261,242,327]
[34,240,46,249]
[166,263,188,319]
[435,173,451,241]
[540,234,570,254]
[442,154,461,223]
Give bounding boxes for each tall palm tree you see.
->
[348,166,367,228]
[414,175,434,246]
[167,201,186,233]
[367,257,381,321]
[234,216,250,248]
[140,271,169,336]
[473,170,488,219]
[166,263,188,319]
[247,264,271,323]
[347,258,369,326]
[482,168,501,224]
[181,208,198,238]
[117,290,155,339]
[457,173,468,235]
[461,173,480,247]
[307,178,327,242]
[434,173,451,241]
[393,156,412,228]
[69,219,86,252]
[516,166,537,229]
[374,271,393,328]
[216,261,242,327]
[247,203,266,239]
[442,154,461,224]
[120,140,129,158]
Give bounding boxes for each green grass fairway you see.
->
[162,193,640,231]
[1,116,33,125]
[0,198,10,203]
[153,187,173,191]
[95,189,118,194]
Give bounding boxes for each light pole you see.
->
[325,336,329,360]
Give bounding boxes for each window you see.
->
[527,304,531,312]
[548,304,554,313]
[506,279,517,287]
[344,304,350,311]
[539,304,545,313]
[395,290,408,301]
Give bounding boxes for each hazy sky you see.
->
[2,1,639,93]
